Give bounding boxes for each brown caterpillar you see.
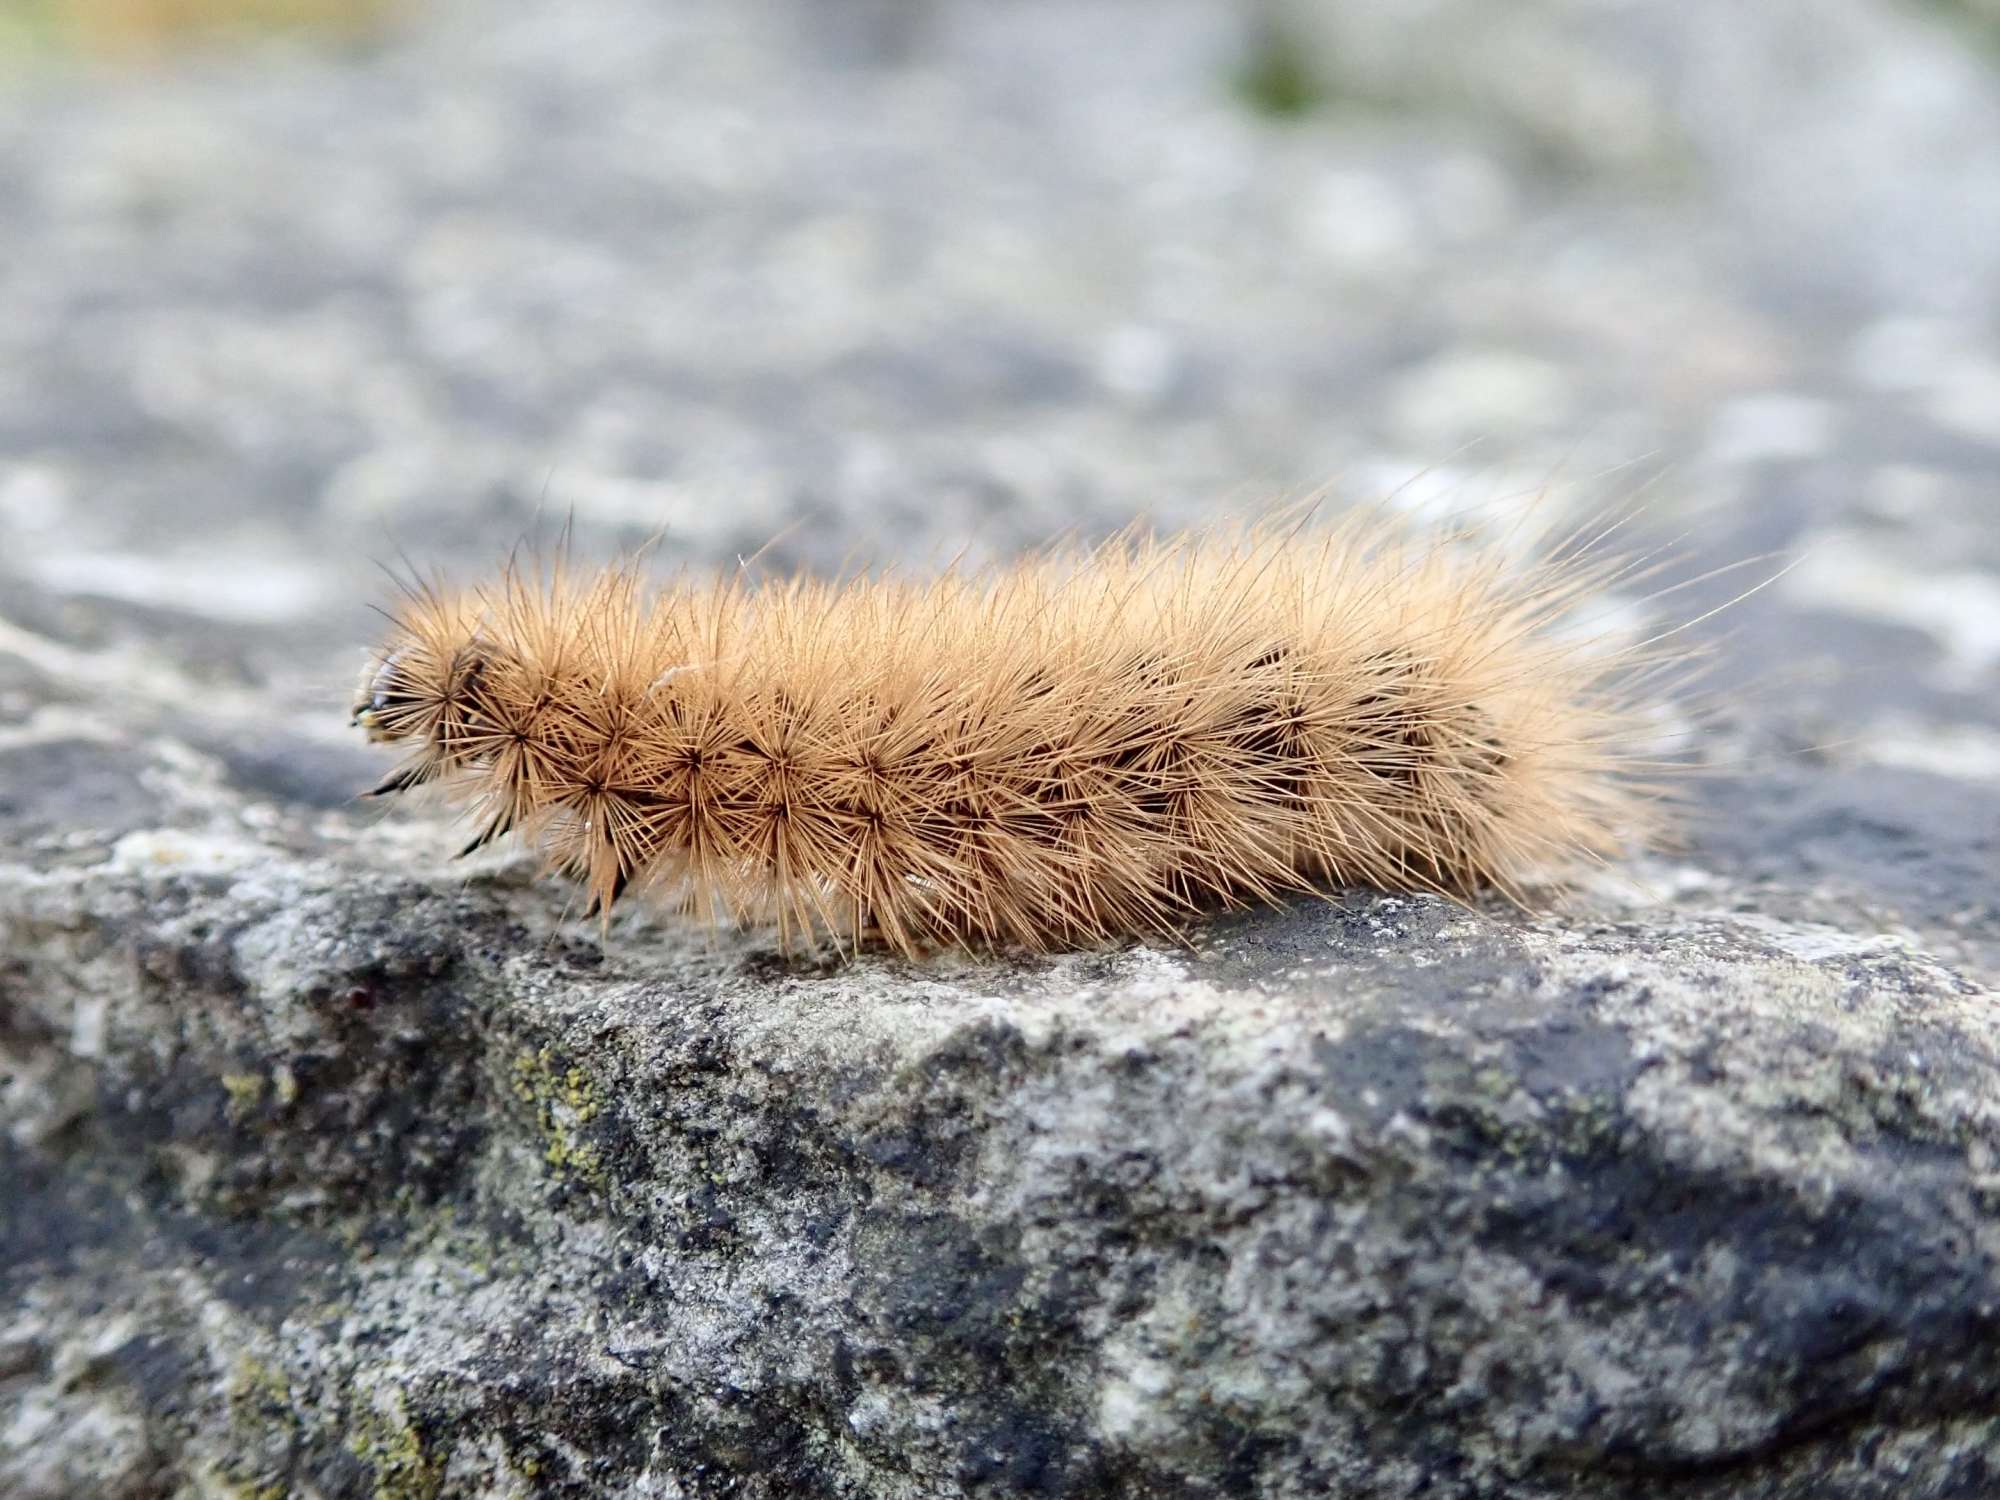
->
[353,513,1676,956]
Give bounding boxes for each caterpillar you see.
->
[352,512,1676,956]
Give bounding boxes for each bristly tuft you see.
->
[353,513,1686,956]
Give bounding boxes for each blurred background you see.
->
[1,0,1998,825]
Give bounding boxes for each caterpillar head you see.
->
[352,594,498,796]
[352,649,429,744]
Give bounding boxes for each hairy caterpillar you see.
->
[353,513,1676,956]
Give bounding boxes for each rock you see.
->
[3,0,2000,1496]
[6,837,2000,1498]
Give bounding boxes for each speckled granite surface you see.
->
[2,2,1998,1495]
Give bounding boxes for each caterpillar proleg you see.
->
[354,513,1677,955]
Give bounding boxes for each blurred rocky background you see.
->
[2,2,1998,1496]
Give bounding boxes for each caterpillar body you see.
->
[354,515,1668,956]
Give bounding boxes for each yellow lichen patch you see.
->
[221,1071,267,1123]
[212,1356,302,1499]
[348,1390,444,1500]
[509,1046,607,1188]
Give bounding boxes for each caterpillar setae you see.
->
[352,512,1680,956]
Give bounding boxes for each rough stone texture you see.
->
[3,2,2000,1496]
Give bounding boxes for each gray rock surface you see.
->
[3,1,1999,1496]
